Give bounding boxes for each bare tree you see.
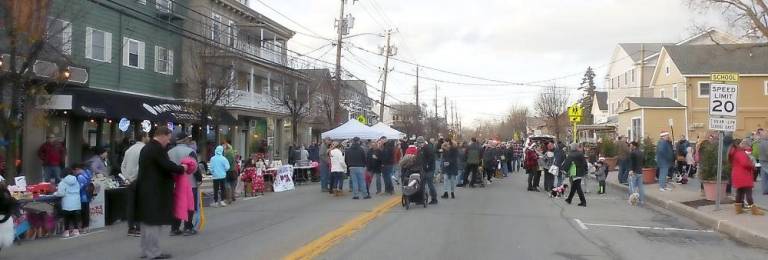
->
[689,0,768,41]
[271,72,324,145]
[498,105,529,140]
[182,41,242,154]
[0,0,82,182]
[534,85,570,140]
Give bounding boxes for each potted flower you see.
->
[600,138,618,170]
[642,137,657,184]
[698,140,730,201]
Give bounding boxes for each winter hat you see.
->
[405,145,418,155]
[660,131,670,137]
[415,136,426,144]
[569,143,579,151]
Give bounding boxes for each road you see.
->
[4,171,767,260]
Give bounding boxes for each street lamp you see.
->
[59,67,71,81]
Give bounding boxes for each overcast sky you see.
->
[248,0,727,125]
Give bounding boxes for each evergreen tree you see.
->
[578,67,596,124]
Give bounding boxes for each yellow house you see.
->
[617,97,686,142]
[649,44,768,140]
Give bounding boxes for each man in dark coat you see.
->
[416,136,438,204]
[563,143,588,207]
[136,126,186,259]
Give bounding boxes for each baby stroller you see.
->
[401,173,428,210]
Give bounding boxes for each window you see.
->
[154,46,173,75]
[764,81,768,95]
[228,20,237,47]
[665,66,670,75]
[85,27,112,62]
[624,71,628,85]
[212,13,222,43]
[631,69,635,83]
[48,18,72,55]
[631,118,642,142]
[660,89,665,98]
[698,82,711,98]
[610,78,613,89]
[122,37,145,69]
[672,84,679,100]
[156,0,171,12]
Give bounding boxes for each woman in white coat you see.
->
[329,142,347,196]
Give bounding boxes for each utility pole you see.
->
[334,0,353,124]
[415,64,420,119]
[378,29,396,120]
[434,85,438,119]
[443,97,447,124]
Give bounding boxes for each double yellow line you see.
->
[283,196,401,260]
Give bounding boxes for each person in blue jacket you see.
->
[656,132,675,191]
[73,163,95,233]
[209,145,230,207]
[55,169,82,238]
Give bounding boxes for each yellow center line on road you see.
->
[283,196,401,260]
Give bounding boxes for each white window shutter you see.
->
[85,27,93,59]
[168,49,174,75]
[138,41,145,69]
[104,32,112,63]
[154,46,160,73]
[122,37,129,66]
[62,21,72,55]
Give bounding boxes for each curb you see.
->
[605,180,768,249]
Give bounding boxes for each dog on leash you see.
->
[628,192,640,206]
[550,184,569,198]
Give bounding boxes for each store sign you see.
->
[710,72,739,82]
[141,120,152,133]
[89,182,106,229]
[273,165,295,192]
[118,118,130,132]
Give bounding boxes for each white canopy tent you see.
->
[321,119,384,140]
[371,122,406,139]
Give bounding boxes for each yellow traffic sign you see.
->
[568,104,583,117]
[569,116,582,123]
[710,72,739,82]
[356,115,367,125]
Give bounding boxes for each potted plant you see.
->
[600,138,618,170]
[642,137,657,184]
[698,140,731,201]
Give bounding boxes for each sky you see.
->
[247,0,728,126]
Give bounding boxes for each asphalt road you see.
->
[4,171,767,260]
[322,170,768,260]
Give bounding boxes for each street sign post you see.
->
[709,73,739,211]
[568,104,583,143]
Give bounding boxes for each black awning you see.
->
[54,87,199,123]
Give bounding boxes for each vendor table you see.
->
[105,187,128,226]
[293,166,314,185]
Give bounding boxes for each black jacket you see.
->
[561,151,588,178]
[380,141,395,166]
[443,147,459,176]
[418,144,436,173]
[366,149,383,173]
[629,149,643,173]
[345,143,367,167]
[135,139,184,225]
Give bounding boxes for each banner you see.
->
[89,181,106,229]
[273,165,295,192]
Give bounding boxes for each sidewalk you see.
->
[680,176,768,209]
[605,171,768,249]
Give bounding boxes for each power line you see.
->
[252,0,333,41]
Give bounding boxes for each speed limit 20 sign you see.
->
[709,83,738,118]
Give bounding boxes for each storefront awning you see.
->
[53,87,235,123]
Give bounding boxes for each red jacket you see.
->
[38,142,65,166]
[729,147,754,189]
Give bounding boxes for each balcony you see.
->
[231,90,289,115]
